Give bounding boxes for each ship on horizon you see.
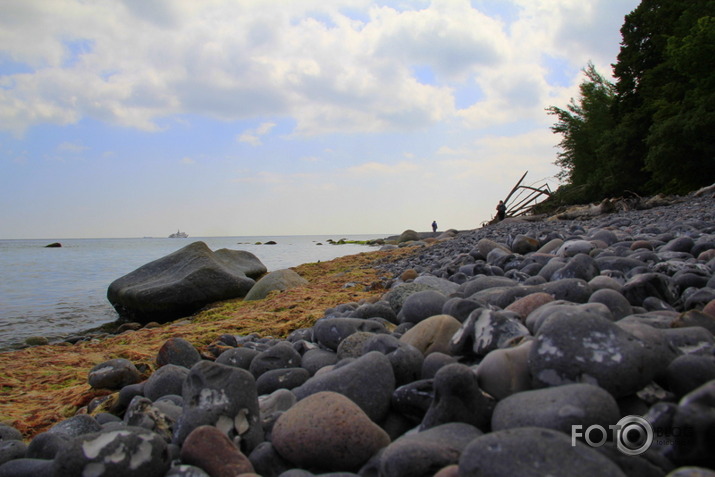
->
[169,229,188,238]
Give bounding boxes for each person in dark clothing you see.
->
[432,221,438,233]
[496,200,506,221]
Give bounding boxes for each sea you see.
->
[0,234,386,352]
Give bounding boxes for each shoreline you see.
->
[1,190,714,474]
[0,246,416,438]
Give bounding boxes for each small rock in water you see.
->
[24,336,49,346]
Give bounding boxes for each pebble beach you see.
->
[2,190,715,477]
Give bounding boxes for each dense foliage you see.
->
[548,0,715,204]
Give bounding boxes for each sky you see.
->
[0,0,641,239]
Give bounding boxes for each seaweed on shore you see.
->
[0,247,414,440]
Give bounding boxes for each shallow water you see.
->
[0,235,383,351]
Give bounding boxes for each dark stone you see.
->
[44,242,61,248]
[0,440,27,466]
[511,235,540,254]
[588,288,632,320]
[88,358,142,390]
[53,426,171,477]
[111,382,145,415]
[469,309,529,357]
[529,312,664,397]
[458,276,518,298]
[25,432,71,460]
[665,355,715,398]
[144,364,190,402]
[595,256,649,274]
[684,290,715,313]
[420,363,493,432]
[249,342,302,379]
[550,253,600,282]
[349,303,398,324]
[293,352,395,423]
[421,353,458,380]
[593,443,672,477]
[164,465,210,476]
[123,396,178,442]
[108,241,261,323]
[256,367,310,395]
[622,273,679,308]
[156,337,202,369]
[441,297,482,323]
[491,383,620,434]
[173,361,263,454]
[525,301,612,334]
[300,348,338,376]
[661,237,695,254]
[248,442,293,477]
[362,334,424,386]
[215,347,260,370]
[397,290,449,324]
[662,327,715,355]
[313,318,388,351]
[0,425,22,442]
[458,427,627,477]
[538,278,593,303]
[669,384,715,468]
[0,458,54,476]
[337,331,376,360]
[47,415,101,438]
[391,379,434,422]
[379,423,482,477]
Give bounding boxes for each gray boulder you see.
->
[459,427,626,477]
[107,241,263,323]
[399,229,421,243]
[243,269,308,301]
[491,383,620,434]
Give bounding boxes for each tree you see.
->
[548,0,715,201]
[546,63,617,202]
[612,0,715,193]
[645,15,715,192]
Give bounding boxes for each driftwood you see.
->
[487,175,713,224]
[487,171,552,224]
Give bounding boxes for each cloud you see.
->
[0,0,636,139]
[181,156,195,165]
[57,141,88,153]
[237,121,277,145]
[347,160,420,176]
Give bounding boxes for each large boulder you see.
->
[243,269,308,301]
[107,241,264,323]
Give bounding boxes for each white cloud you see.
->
[347,160,420,176]
[57,141,88,153]
[237,121,277,145]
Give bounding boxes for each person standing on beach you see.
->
[496,201,506,221]
[432,221,438,233]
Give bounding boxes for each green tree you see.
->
[549,0,715,201]
[645,15,715,192]
[546,63,617,202]
[612,0,715,193]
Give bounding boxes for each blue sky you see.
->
[0,0,640,239]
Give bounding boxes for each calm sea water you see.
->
[0,235,384,351]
